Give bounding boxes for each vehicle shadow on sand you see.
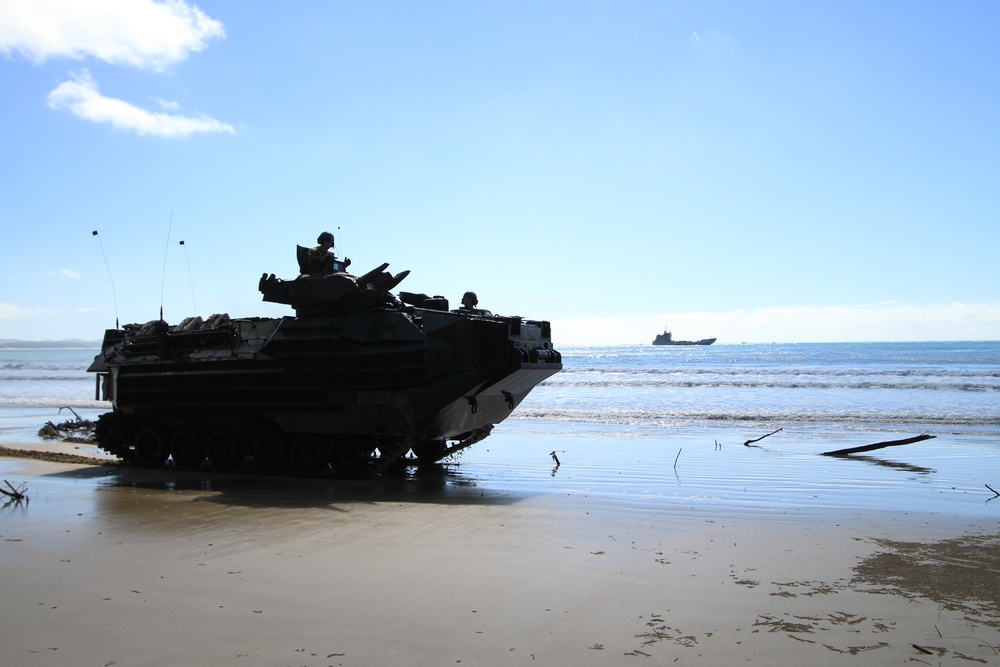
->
[41,462,529,511]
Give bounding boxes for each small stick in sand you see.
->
[549,451,560,466]
[743,428,782,447]
[986,484,1000,499]
[821,434,935,457]
[673,448,682,470]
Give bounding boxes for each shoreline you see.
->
[4,413,1000,517]
[3,444,1000,665]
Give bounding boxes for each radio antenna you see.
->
[159,211,173,321]
[91,230,119,329]
[179,240,197,315]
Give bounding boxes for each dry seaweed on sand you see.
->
[852,533,1000,631]
[0,445,112,467]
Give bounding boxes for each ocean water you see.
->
[0,348,105,411]
[0,348,105,448]
[2,342,998,517]
[516,341,1000,437]
[1,341,998,438]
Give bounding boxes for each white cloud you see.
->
[554,301,1000,345]
[49,268,82,279]
[0,303,23,319]
[1,1,231,136]
[47,69,234,138]
[0,0,224,71]
[153,97,181,111]
[0,302,59,319]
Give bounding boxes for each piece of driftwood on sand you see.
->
[820,433,936,457]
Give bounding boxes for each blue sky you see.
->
[2,0,998,344]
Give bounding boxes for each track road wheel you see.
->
[331,437,371,476]
[291,435,329,473]
[134,427,170,466]
[253,433,289,471]
[413,439,447,464]
[170,430,205,468]
[206,430,244,469]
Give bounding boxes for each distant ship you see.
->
[652,330,716,346]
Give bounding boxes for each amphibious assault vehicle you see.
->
[87,258,561,475]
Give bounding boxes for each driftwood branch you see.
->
[986,484,1000,499]
[58,406,82,421]
[821,434,935,457]
[743,428,782,447]
[1,480,28,504]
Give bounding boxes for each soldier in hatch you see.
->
[307,231,350,273]
[458,291,492,316]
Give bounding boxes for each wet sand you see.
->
[2,439,999,667]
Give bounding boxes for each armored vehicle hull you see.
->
[88,263,561,475]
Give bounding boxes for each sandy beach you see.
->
[2,429,999,667]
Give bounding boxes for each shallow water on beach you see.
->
[451,422,1000,519]
[3,420,996,523]
[1,342,998,520]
